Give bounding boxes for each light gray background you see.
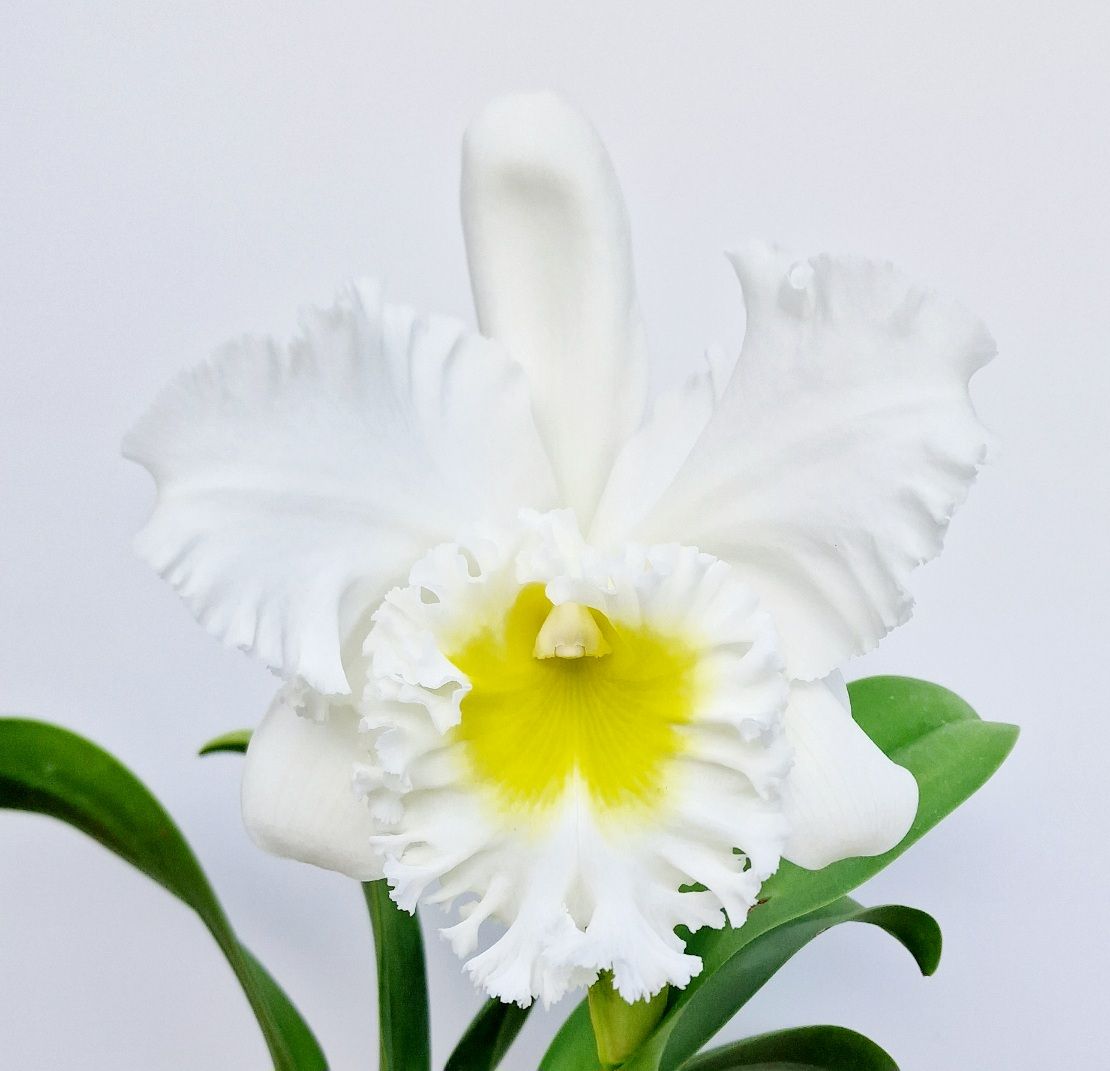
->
[2,2,1105,1067]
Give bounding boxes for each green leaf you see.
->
[692,678,1015,967]
[630,898,938,1071]
[616,676,1013,1071]
[445,997,531,1071]
[191,727,436,1071]
[540,1000,598,1071]
[198,728,252,756]
[238,947,327,1065]
[681,1024,898,1070]
[363,879,431,1071]
[0,718,325,1071]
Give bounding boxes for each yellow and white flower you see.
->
[125,93,993,1006]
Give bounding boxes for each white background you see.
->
[2,2,1106,1068]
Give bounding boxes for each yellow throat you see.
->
[450,584,699,814]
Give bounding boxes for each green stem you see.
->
[362,879,431,1071]
[587,972,668,1069]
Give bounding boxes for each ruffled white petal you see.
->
[594,244,995,680]
[125,281,556,694]
[241,684,383,880]
[462,93,647,527]
[781,675,917,870]
[362,513,791,1005]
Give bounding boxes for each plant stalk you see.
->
[363,879,431,1071]
[587,971,668,1069]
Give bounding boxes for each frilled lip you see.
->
[127,91,987,1003]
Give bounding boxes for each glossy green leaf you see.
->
[633,677,1004,1069]
[630,898,938,1071]
[0,718,325,1071]
[198,728,252,756]
[545,677,1013,1071]
[363,879,431,1071]
[681,1024,898,1070]
[192,730,433,1070]
[445,997,531,1071]
[540,1000,598,1071]
[691,678,1015,968]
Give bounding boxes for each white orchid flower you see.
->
[125,93,993,1008]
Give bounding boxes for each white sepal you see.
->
[462,93,648,527]
[241,684,383,881]
[781,674,918,870]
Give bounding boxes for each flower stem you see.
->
[362,879,431,1071]
[587,972,668,1069]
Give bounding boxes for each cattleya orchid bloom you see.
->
[125,93,992,1007]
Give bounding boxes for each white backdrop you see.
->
[2,2,1105,1067]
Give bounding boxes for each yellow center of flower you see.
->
[450,584,699,813]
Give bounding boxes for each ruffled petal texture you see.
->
[241,684,383,880]
[781,675,918,869]
[125,282,557,694]
[462,93,648,527]
[127,91,996,1006]
[595,244,994,680]
[360,511,792,1005]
